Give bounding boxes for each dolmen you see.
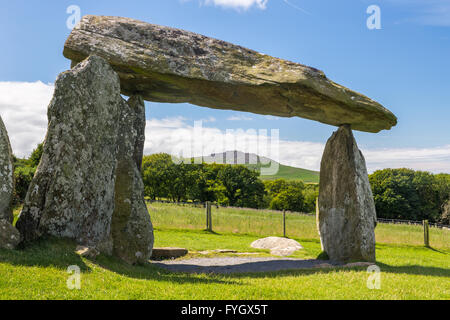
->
[13,15,397,264]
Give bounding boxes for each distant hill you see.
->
[194,151,320,184]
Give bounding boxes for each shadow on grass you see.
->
[375,262,450,278]
[425,246,448,254]
[152,258,342,277]
[92,254,239,285]
[2,238,447,283]
[0,238,238,286]
[152,253,450,279]
[156,260,450,279]
[0,238,90,272]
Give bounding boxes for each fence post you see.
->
[283,210,286,238]
[205,201,210,231]
[205,201,212,232]
[208,202,212,232]
[423,220,430,247]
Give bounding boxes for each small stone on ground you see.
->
[75,246,100,259]
[251,237,303,256]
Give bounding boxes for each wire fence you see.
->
[377,218,449,229]
[146,199,314,216]
[146,199,449,229]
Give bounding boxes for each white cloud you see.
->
[145,117,450,174]
[363,145,450,173]
[227,115,254,121]
[1,81,449,174]
[200,0,268,10]
[200,116,217,123]
[0,81,53,158]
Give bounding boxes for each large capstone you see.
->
[0,116,14,224]
[64,15,397,133]
[318,125,377,263]
[110,95,154,264]
[16,56,154,263]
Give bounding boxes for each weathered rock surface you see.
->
[251,237,303,256]
[318,125,377,263]
[64,15,397,133]
[16,55,122,246]
[16,56,154,264]
[0,219,20,250]
[110,95,154,264]
[0,116,14,223]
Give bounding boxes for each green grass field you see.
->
[258,163,320,183]
[191,153,320,183]
[0,203,448,300]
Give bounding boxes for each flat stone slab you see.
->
[64,15,397,133]
[151,247,188,259]
[153,257,343,274]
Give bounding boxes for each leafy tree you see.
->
[11,142,44,206]
[217,165,266,208]
[264,179,308,212]
[29,143,44,167]
[185,164,220,203]
[302,184,319,213]
[264,179,289,196]
[369,169,449,222]
[269,185,305,212]
[12,165,36,206]
[142,153,174,200]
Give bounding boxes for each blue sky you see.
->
[0,0,449,172]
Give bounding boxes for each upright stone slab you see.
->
[16,56,122,246]
[318,125,377,263]
[0,116,14,224]
[110,95,154,264]
[16,56,154,264]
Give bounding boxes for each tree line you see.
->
[369,168,449,224]
[12,147,450,223]
[142,153,318,212]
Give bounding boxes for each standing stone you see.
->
[16,55,154,264]
[110,95,154,264]
[16,56,124,247]
[318,125,377,263]
[0,116,14,223]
